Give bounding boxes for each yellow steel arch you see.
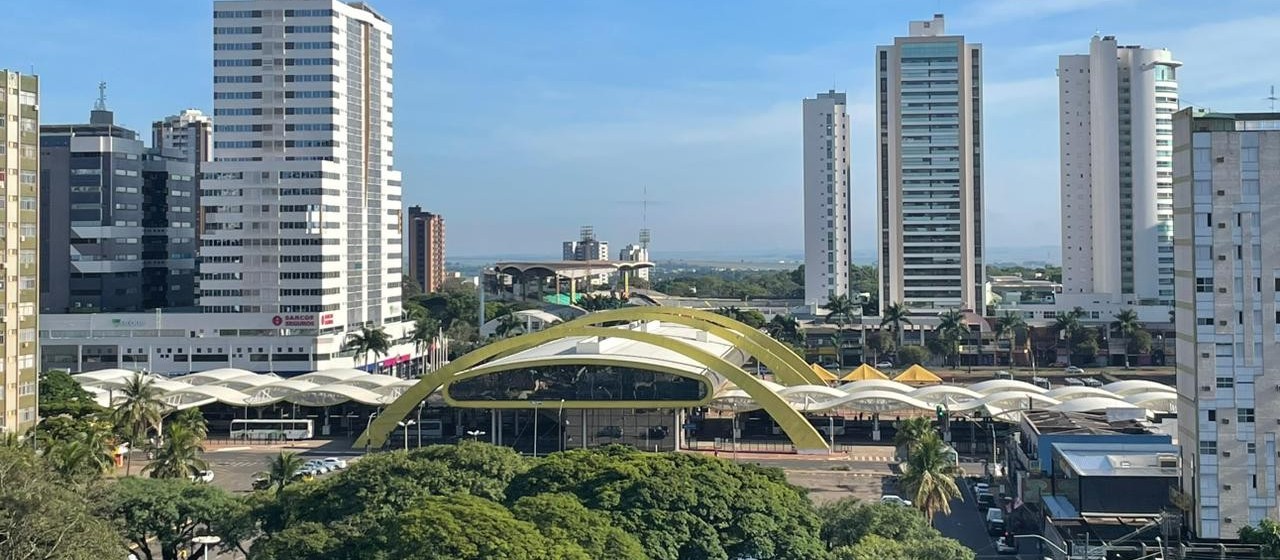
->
[355,324,830,453]
[561,307,824,385]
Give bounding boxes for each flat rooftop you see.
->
[1024,409,1155,437]
[1052,442,1180,478]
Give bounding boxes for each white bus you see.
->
[230,419,315,441]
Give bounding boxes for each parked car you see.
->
[188,470,214,484]
[303,460,331,474]
[976,492,995,510]
[1064,366,1085,375]
[875,361,894,369]
[880,495,913,507]
[596,426,624,438]
[995,536,1018,555]
[1082,377,1104,388]
[1064,377,1085,386]
[985,508,1006,536]
[973,482,990,494]
[993,371,1013,380]
[252,476,271,491]
[321,457,347,470]
[1031,376,1051,389]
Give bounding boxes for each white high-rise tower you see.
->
[876,14,984,315]
[202,1,403,351]
[803,90,851,306]
[1059,35,1180,305]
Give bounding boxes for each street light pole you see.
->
[557,399,565,453]
[416,403,424,449]
[531,400,542,457]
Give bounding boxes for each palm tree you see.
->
[994,312,1027,369]
[45,436,115,483]
[936,309,970,368]
[899,431,963,525]
[822,295,859,367]
[168,408,208,442]
[765,314,801,345]
[495,311,525,338]
[881,302,913,350]
[111,373,168,475]
[347,326,392,373]
[409,317,438,373]
[144,424,208,480]
[258,450,307,492]
[1112,309,1142,368]
[893,416,935,460]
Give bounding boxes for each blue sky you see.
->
[4,0,1279,259]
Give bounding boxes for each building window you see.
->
[1199,441,1217,455]
[1217,377,1234,388]
[1238,408,1255,423]
[1196,277,1213,293]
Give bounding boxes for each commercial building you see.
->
[876,14,985,315]
[152,109,213,168]
[40,104,197,312]
[802,90,851,306]
[406,205,444,293]
[0,70,41,434]
[1059,36,1180,306]
[1174,109,1280,539]
[199,0,405,368]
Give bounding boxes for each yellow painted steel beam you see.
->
[355,324,830,453]
[561,306,824,385]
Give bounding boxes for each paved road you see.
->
[205,445,361,493]
[933,477,1040,560]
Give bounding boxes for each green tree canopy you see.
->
[100,476,254,560]
[897,345,930,366]
[38,369,104,418]
[1240,519,1280,558]
[510,493,647,560]
[505,445,827,560]
[820,500,973,560]
[0,447,126,560]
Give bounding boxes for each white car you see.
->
[875,362,894,369]
[1064,377,1085,386]
[1064,366,1085,375]
[321,457,347,470]
[1082,377,1104,388]
[880,495,913,507]
[303,460,331,474]
[974,482,990,494]
[188,470,214,483]
[995,536,1018,554]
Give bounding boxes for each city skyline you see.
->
[4,0,1280,260]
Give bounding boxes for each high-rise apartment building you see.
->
[153,109,213,168]
[563,226,608,261]
[0,70,40,435]
[802,90,850,306]
[200,1,403,345]
[406,205,444,293]
[40,106,197,312]
[876,14,984,315]
[1060,36,1180,305]
[1174,109,1280,539]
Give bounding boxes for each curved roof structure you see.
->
[73,369,410,410]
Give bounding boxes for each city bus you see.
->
[229,419,315,441]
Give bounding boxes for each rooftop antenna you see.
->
[1267,86,1278,111]
[94,81,108,111]
[639,186,651,249]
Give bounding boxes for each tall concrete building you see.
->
[802,90,851,306]
[152,109,213,167]
[406,205,444,293]
[40,104,197,312]
[1060,36,1180,305]
[1174,109,1280,539]
[0,71,40,435]
[619,243,650,281]
[199,0,404,360]
[876,14,984,315]
[563,226,608,261]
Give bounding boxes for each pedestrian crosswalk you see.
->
[843,454,897,463]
